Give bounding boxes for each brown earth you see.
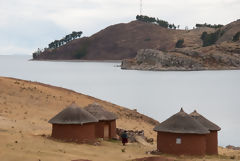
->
[33,19,240,71]
[33,20,218,60]
[121,41,240,71]
[0,77,240,161]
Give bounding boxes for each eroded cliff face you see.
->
[121,42,240,71]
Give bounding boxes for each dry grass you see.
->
[0,76,239,161]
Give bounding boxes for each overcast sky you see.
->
[0,0,239,55]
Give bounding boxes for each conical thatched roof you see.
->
[84,103,117,121]
[154,108,209,134]
[49,104,98,125]
[190,110,221,131]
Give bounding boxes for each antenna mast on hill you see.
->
[140,0,143,15]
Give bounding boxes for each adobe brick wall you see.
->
[95,121,105,138]
[52,123,96,143]
[206,131,218,155]
[109,120,117,139]
[94,120,117,139]
[157,132,206,156]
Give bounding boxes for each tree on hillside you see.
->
[233,32,240,42]
[176,39,184,48]
[155,18,169,28]
[47,31,83,49]
[196,23,223,29]
[136,15,176,29]
[201,30,224,47]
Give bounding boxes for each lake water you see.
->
[0,55,240,147]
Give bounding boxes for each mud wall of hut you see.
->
[206,131,218,155]
[157,132,206,156]
[52,123,96,142]
[95,121,105,138]
[94,120,117,139]
[109,120,117,139]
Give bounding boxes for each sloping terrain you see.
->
[0,77,239,161]
[121,20,240,71]
[33,20,215,60]
[0,76,158,161]
[217,19,240,43]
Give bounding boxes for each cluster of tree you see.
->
[175,39,184,48]
[196,23,223,29]
[136,15,178,29]
[233,32,240,42]
[32,31,83,59]
[32,52,39,59]
[201,30,224,47]
[48,31,83,49]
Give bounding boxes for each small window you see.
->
[176,138,181,144]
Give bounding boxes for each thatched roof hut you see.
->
[190,110,221,155]
[154,108,211,156]
[84,103,117,121]
[154,108,209,134]
[49,104,99,143]
[190,110,221,131]
[84,103,118,139]
[154,108,221,156]
[49,104,98,125]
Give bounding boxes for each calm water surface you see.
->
[0,55,240,146]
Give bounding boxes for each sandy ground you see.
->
[0,76,239,161]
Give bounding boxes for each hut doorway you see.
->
[104,124,109,138]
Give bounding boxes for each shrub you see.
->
[201,30,224,47]
[136,15,170,28]
[74,40,90,59]
[196,23,223,29]
[75,48,87,59]
[233,32,240,42]
[156,19,169,28]
[175,39,184,48]
[144,38,151,41]
[32,53,37,59]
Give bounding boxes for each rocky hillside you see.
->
[32,20,215,60]
[217,20,240,43]
[33,19,240,70]
[121,43,240,71]
[121,20,240,71]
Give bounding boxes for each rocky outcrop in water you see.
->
[121,43,240,71]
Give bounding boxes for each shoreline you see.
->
[30,59,122,63]
[121,67,240,72]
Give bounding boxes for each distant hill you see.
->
[32,20,213,60]
[217,20,240,43]
[121,20,240,71]
[33,19,240,64]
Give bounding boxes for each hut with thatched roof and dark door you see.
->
[84,103,118,139]
[190,110,221,155]
[48,104,99,143]
[154,108,210,156]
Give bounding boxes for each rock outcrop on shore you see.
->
[120,19,240,71]
[33,19,240,71]
[121,42,240,71]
